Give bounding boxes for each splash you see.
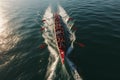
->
[41,5,82,80]
[41,6,59,80]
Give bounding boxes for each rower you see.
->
[61,38,65,42]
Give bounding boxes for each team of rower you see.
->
[54,13,66,50]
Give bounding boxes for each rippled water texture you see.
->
[0,0,120,80]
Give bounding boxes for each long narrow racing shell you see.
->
[54,13,66,64]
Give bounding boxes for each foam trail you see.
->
[41,6,59,80]
[47,45,59,80]
[58,5,83,80]
[58,5,74,30]
[66,58,82,80]
[66,31,76,56]
[58,5,69,24]
[66,32,82,80]
[62,64,71,80]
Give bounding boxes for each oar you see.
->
[75,42,85,47]
[40,27,45,31]
[40,43,46,49]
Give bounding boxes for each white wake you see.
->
[41,6,59,80]
[58,5,83,80]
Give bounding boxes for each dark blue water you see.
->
[0,0,120,80]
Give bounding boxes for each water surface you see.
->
[0,0,120,80]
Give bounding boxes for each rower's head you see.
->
[54,13,59,18]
